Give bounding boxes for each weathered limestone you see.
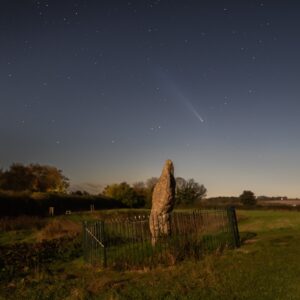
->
[149,159,176,245]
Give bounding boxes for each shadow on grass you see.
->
[239,231,257,244]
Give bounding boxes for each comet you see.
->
[155,68,204,124]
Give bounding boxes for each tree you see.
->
[175,178,207,206]
[0,168,4,188]
[175,177,186,190]
[240,190,256,206]
[0,163,69,193]
[131,178,159,208]
[29,164,69,192]
[132,181,147,205]
[132,181,146,192]
[0,163,35,191]
[103,182,144,208]
[146,177,158,191]
[144,177,158,208]
[71,190,90,196]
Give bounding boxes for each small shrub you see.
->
[0,235,82,281]
[240,190,257,206]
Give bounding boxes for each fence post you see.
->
[100,220,107,268]
[82,221,87,262]
[227,207,240,248]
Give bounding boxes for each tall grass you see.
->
[0,216,47,231]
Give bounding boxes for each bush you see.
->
[240,190,256,206]
[103,182,145,208]
[175,178,207,206]
[0,235,82,281]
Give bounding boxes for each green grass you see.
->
[0,229,36,245]
[0,209,150,245]
[2,209,300,299]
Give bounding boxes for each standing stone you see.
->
[149,159,176,245]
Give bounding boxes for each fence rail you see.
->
[82,208,239,268]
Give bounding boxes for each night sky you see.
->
[2,0,300,197]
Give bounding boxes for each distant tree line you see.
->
[256,195,288,201]
[0,163,207,215]
[0,191,124,217]
[4,161,288,216]
[102,177,207,208]
[204,191,257,207]
[204,196,240,206]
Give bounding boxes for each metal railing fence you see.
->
[82,208,239,269]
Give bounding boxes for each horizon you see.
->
[1,160,298,198]
[2,1,300,198]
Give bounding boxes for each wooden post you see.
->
[227,207,240,248]
[82,221,87,262]
[100,220,107,267]
[49,206,54,216]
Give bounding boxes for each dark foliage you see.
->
[240,190,257,206]
[103,182,145,208]
[0,235,82,281]
[202,197,240,208]
[175,178,207,206]
[0,192,125,217]
[131,178,158,208]
[0,163,69,193]
[131,177,207,208]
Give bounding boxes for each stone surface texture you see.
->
[149,159,176,245]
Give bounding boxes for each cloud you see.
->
[69,182,104,194]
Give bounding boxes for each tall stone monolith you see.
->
[149,159,176,245]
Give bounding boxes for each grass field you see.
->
[1,209,300,299]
